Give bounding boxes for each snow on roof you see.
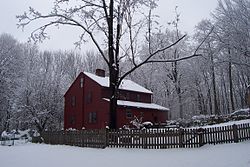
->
[84,72,152,94]
[103,98,169,111]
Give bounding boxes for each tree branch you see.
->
[118,34,186,86]
[118,25,214,86]
[17,13,109,65]
[194,26,215,55]
[146,54,202,63]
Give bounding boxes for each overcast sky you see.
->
[0,0,218,51]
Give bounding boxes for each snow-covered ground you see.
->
[1,141,250,167]
[1,119,250,167]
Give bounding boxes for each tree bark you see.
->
[208,43,219,115]
[228,48,235,112]
[203,72,213,115]
[177,79,183,118]
[211,57,219,115]
[108,0,118,129]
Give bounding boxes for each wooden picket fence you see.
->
[41,130,107,148]
[41,123,250,149]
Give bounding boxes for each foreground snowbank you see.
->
[1,142,250,167]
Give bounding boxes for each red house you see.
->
[64,69,169,130]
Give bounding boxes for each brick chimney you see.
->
[95,69,105,77]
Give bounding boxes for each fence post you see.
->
[179,128,184,148]
[232,124,239,143]
[142,129,147,149]
[197,128,205,147]
[105,128,109,148]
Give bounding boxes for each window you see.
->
[69,116,75,125]
[80,77,84,88]
[88,112,97,123]
[126,92,130,100]
[137,94,141,101]
[125,109,132,119]
[71,96,76,107]
[86,92,92,104]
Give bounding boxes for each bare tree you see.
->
[0,33,24,132]
[212,0,250,112]
[17,0,209,128]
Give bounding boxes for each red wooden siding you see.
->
[83,75,108,129]
[64,73,85,130]
[116,107,168,128]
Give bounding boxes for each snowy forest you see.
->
[0,0,250,132]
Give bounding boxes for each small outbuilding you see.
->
[64,69,169,130]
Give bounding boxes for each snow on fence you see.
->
[41,123,250,149]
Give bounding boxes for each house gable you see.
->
[64,72,85,130]
[64,72,84,97]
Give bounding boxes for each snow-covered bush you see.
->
[230,108,250,117]
[129,116,143,129]
[166,110,250,128]
[142,122,153,128]
[0,129,42,142]
[123,116,153,129]
[65,128,78,131]
[1,131,11,140]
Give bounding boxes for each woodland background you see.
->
[0,0,249,132]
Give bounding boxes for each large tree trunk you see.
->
[177,80,183,118]
[202,72,212,115]
[221,70,230,114]
[109,68,118,129]
[108,0,118,129]
[4,110,10,132]
[209,44,219,115]
[236,70,245,108]
[197,85,206,115]
[212,66,219,115]
[228,49,235,113]
[172,50,183,119]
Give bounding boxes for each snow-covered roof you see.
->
[84,72,152,94]
[103,98,169,111]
